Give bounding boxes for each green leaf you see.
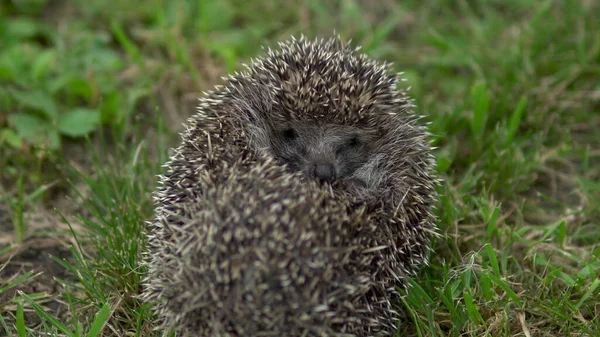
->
[0,128,24,148]
[436,156,452,173]
[48,74,71,94]
[9,89,58,120]
[46,128,61,149]
[576,265,594,281]
[6,18,39,40]
[0,63,15,81]
[8,113,60,150]
[32,50,55,81]
[0,45,31,85]
[100,92,122,123]
[8,113,49,140]
[58,108,101,137]
[12,0,48,15]
[85,48,122,71]
[65,77,93,100]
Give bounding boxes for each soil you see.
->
[0,197,79,334]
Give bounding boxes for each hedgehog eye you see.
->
[282,128,298,141]
[347,136,361,147]
[336,136,362,156]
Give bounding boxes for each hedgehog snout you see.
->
[311,162,337,182]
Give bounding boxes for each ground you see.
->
[0,0,599,336]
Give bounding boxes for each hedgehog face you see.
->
[269,121,374,184]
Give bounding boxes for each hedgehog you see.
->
[143,159,400,336]
[141,35,439,336]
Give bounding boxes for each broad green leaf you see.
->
[11,0,48,15]
[48,74,72,94]
[8,113,49,140]
[58,108,101,137]
[8,113,60,149]
[32,50,56,81]
[436,156,452,173]
[9,89,58,120]
[0,63,15,81]
[6,18,39,40]
[65,77,93,100]
[0,45,31,85]
[100,92,122,123]
[46,128,61,149]
[0,128,24,148]
[85,48,122,71]
[576,265,594,281]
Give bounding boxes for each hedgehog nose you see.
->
[312,163,336,182]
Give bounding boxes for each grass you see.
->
[1,0,599,336]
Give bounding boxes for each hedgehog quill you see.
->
[141,35,440,336]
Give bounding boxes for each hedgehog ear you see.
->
[228,80,276,124]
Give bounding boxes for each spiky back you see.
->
[142,35,439,337]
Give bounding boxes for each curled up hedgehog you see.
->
[141,36,440,336]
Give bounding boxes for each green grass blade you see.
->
[0,314,15,337]
[484,205,501,240]
[19,291,75,337]
[485,271,523,308]
[470,81,490,141]
[575,279,600,310]
[463,290,484,326]
[110,21,145,71]
[484,244,500,277]
[0,271,37,295]
[505,95,527,146]
[85,302,112,337]
[16,301,26,337]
